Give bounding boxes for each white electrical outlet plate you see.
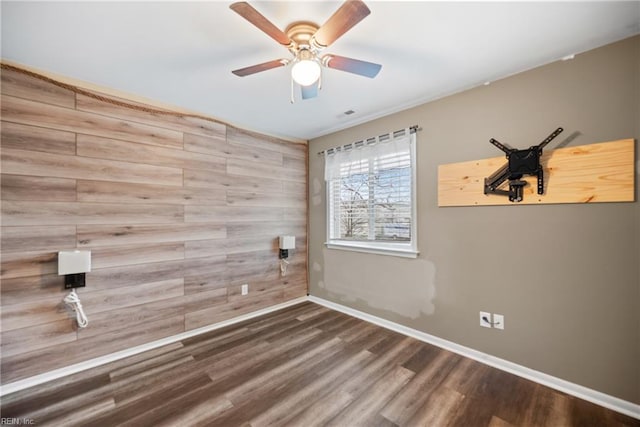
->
[241,284,248,296]
[480,311,492,328]
[493,314,505,330]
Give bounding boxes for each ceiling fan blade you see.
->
[301,81,319,100]
[323,54,381,78]
[230,2,292,46]
[312,0,370,48]
[232,59,287,77]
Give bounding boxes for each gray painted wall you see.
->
[308,36,639,404]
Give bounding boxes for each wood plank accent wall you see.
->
[0,67,308,384]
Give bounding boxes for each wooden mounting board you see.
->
[438,139,635,207]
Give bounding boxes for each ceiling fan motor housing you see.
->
[285,22,319,48]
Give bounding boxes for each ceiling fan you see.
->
[229,0,382,101]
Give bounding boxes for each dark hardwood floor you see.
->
[1,301,638,426]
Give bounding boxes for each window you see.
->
[324,129,418,258]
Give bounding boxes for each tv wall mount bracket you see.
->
[483,127,563,202]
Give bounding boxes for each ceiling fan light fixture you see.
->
[291,49,321,86]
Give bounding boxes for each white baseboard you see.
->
[0,296,307,397]
[308,296,640,420]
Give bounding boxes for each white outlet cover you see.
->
[479,311,492,328]
[241,284,248,295]
[493,314,505,330]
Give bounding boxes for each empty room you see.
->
[0,1,639,426]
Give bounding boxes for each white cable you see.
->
[280,258,290,276]
[64,289,89,328]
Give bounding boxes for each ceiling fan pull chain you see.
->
[290,75,295,104]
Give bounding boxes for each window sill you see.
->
[325,241,419,259]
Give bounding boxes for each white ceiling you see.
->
[2,1,639,141]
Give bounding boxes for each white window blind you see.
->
[324,129,418,258]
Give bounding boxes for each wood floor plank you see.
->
[207,336,348,426]
[283,390,355,427]
[0,347,184,423]
[248,347,375,427]
[521,384,571,427]
[201,324,323,382]
[325,365,415,427]
[111,354,196,383]
[153,394,234,427]
[90,373,214,427]
[381,349,462,425]
[223,337,344,405]
[111,356,212,408]
[117,379,231,427]
[1,302,637,427]
[404,385,466,427]
[295,304,331,321]
[0,372,112,419]
[479,366,539,425]
[41,397,116,427]
[448,394,507,427]
[488,415,517,427]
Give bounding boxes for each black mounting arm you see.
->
[484,127,563,202]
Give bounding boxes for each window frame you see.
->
[325,133,418,259]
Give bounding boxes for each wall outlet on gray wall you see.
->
[480,311,492,328]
